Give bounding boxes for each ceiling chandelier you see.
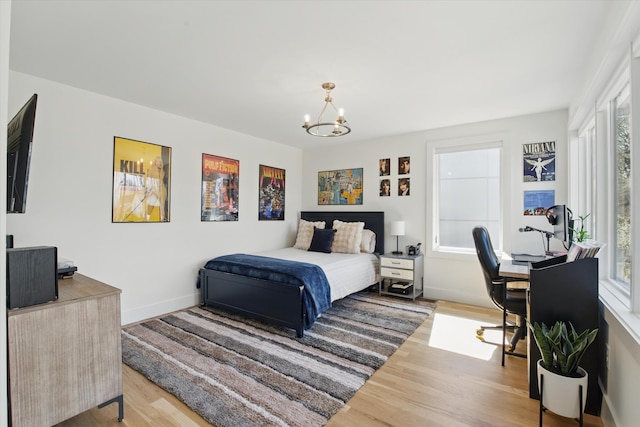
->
[302,82,351,137]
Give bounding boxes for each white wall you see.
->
[302,110,568,308]
[599,306,640,427]
[6,71,302,325]
[1,1,12,425]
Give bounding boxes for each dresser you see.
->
[379,253,424,300]
[7,274,123,426]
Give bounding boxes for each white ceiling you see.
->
[8,0,621,149]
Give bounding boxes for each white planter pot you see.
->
[537,360,588,419]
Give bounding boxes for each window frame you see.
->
[572,49,640,345]
[611,84,631,290]
[426,134,509,259]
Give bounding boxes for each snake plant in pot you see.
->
[529,321,598,419]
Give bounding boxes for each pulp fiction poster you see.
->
[201,154,239,221]
[258,164,285,220]
[112,136,171,223]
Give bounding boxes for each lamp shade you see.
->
[390,221,405,236]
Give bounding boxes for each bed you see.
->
[198,211,385,337]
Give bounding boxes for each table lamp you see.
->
[391,221,405,255]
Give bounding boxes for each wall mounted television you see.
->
[7,93,37,213]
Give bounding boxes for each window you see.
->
[435,144,502,252]
[613,85,631,289]
[571,124,597,243]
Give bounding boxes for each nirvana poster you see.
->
[318,168,363,205]
[112,136,171,223]
[258,164,285,220]
[523,141,556,182]
[201,154,239,221]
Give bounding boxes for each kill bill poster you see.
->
[523,141,556,182]
[112,136,171,223]
[258,164,285,220]
[201,154,239,221]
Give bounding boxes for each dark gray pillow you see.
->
[308,227,337,253]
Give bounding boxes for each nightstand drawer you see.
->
[380,257,413,269]
[381,267,414,280]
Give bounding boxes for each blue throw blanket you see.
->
[203,254,331,329]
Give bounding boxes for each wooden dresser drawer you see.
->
[380,257,413,269]
[381,267,414,280]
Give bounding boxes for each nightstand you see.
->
[379,253,424,300]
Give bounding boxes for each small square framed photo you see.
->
[398,178,410,196]
[379,158,390,176]
[399,156,410,175]
[379,179,391,196]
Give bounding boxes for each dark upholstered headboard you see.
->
[300,211,385,255]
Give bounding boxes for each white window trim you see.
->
[600,281,640,347]
[573,47,640,347]
[426,133,509,259]
[630,54,640,313]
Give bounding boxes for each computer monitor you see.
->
[545,205,573,245]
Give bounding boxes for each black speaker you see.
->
[6,246,58,309]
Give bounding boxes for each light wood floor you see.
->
[57,300,603,427]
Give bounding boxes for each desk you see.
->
[499,259,530,280]
[498,257,601,415]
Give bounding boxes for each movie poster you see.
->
[524,190,555,216]
[317,168,363,205]
[112,136,171,223]
[258,164,285,220]
[201,154,239,221]
[523,141,556,182]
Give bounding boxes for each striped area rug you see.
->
[122,291,436,427]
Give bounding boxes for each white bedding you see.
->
[254,247,380,301]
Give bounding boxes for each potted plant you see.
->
[529,321,598,419]
[570,213,591,243]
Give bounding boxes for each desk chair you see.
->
[472,226,527,366]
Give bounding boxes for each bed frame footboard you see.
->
[199,268,306,337]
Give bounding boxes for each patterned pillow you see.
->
[360,229,377,253]
[294,219,326,250]
[331,220,365,254]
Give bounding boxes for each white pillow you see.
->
[360,229,377,253]
[331,220,365,254]
[294,219,326,250]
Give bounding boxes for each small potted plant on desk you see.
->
[570,213,591,243]
[529,321,598,426]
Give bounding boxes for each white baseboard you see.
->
[121,292,200,325]
[423,286,491,309]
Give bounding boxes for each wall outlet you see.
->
[605,343,610,370]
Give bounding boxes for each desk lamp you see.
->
[391,221,405,255]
